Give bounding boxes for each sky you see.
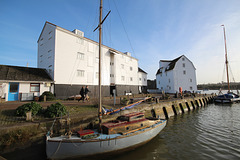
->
[0,0,240,84]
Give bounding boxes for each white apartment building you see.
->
[37,21,147,99]
[156,55,197,93]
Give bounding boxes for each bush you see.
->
[44,102,67,118]
[39,91,55,101]
[15,102,42,117]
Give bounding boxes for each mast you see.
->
[98,0,103,123]
[221,25,230,92]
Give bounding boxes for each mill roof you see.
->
[138,67,147,74]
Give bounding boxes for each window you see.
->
[130,77,133,81]
[77,52,84,60]
[190,79,192,82]
[110,74,114,77]
[9,83,18,92]
[130,66,133,71]
[190,86,193,90]
[139,78,141,81]
[182,57,185,61]
[48,65,52,68]
[96,57,99,63]
[144,78,146,81]
[30,83,40,92]
[39,38,43,46]
[183,63,185,67]
[183,70,186,75]
[96,72,98,78]
[169,79,171,83]
[77,70,84,77]
[76,37,84,45]
[121,76,125,81]
[110,62,114,65]
[158,81,160,84]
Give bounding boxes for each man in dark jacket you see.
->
[79,87,85,102]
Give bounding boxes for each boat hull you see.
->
[214,94,240,103]
[46,120,167,159]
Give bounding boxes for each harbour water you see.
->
[2,102,240,160]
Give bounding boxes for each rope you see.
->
[49,140,62,158]
[113,0,136,59]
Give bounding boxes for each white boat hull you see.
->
[46,120,167,159]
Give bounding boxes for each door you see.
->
[8,82,19,101]
[110,85,116,96]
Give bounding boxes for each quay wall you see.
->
[101,95,214,122]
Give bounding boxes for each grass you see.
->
[65,105,98,117]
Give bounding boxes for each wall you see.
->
[38,23,56,79]
[1,82,52,101]
[173,56,197,92]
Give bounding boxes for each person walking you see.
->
[84,86,90,101]
[79,87,85,102]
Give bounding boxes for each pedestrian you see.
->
[79,87,85,102]
[85,86,90,101]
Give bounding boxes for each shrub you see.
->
[15,102,42,117]
[39,91,55,101]
[44,102,67,118]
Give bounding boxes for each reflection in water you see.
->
[3,104,240,160]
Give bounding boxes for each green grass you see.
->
[66,105,98,117]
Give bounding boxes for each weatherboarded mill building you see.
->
[156,55,197,94]
[37,21,147,99]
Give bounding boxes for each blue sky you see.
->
[0,0,240,84]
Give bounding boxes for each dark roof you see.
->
[138,67,147,74]
[164,55,182,72]
[0,65,53,82]
[156,68,161,75]
[156,55,183,75]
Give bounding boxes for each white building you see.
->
[0,65,53,101]
[156,55,197,93]
[37,21,147,99]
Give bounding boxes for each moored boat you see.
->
[214,25,240,104]
[214,92,240,103]
[46,112,167,159]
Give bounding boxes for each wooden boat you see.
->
[214,25,240,104]
[46,113,167,159]
[46,0,167,159]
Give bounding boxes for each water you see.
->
[2,103,240,160]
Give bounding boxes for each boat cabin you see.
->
[101,112,151,135]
